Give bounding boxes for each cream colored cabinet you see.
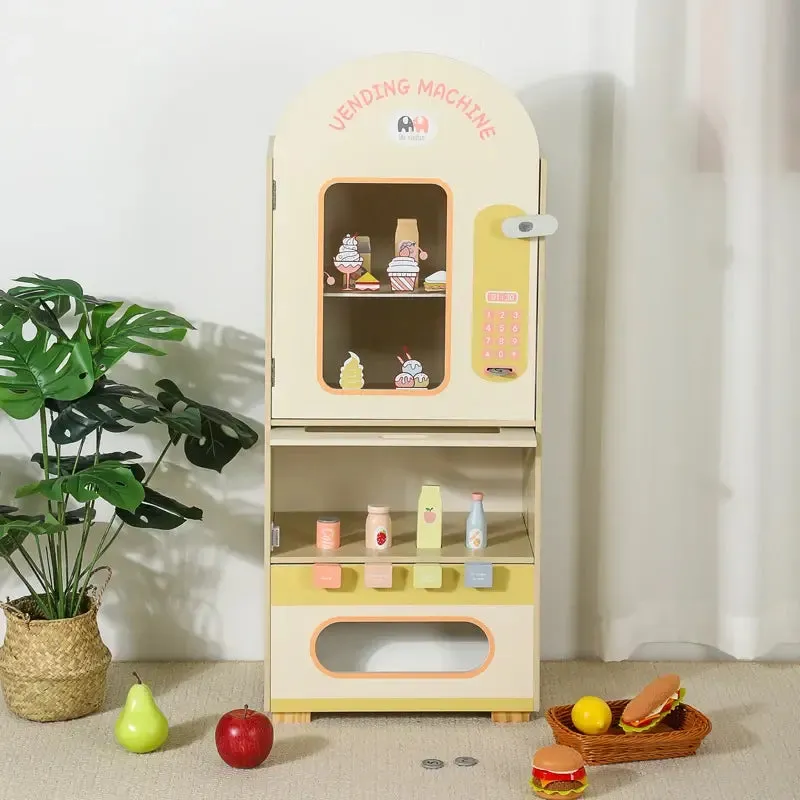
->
[269,52,547,424]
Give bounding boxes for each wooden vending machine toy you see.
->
[265,52,557,723]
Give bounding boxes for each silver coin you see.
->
[421,758,445,770]
[454,756,478,767]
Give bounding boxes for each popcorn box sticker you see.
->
[413,564,442,589]
[364,562,393,589]
[464,562,493,588]
[313,563,342,589]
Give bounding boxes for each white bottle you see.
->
[465,492,487,550]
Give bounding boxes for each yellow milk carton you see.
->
[416,484,443,549]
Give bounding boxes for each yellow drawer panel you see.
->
[271,563,534,606]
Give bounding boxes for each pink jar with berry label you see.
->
[365,505,392,551]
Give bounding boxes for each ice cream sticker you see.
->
[395,348,429,390]
[333,233,363,290]
[339,351,365,390]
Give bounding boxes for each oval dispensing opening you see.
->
[311,617,493,678]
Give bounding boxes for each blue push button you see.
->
[465,562,493,588]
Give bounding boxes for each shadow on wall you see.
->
[518,0,728,660]
[102,317,266,659]
[0,314,266,659]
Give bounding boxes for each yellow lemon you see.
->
[571,696,612,735]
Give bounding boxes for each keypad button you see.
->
[484,310,493,321]
[511,350,519,360]
[511,324,520,334]
[483,350,492,359]
[510,337,519,346]
[483,336,492,346]
[483,323,492,333]
[494,310,506,320]
[512,311,521,320]
[496,337,505,346]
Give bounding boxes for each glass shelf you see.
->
[270,511,534,564]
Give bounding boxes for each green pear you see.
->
[115,672,169,753]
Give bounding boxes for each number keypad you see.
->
[482,309,524,365]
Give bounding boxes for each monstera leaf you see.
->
[0,290,68,338]
[0,315,95,419]
[89,301,194,374]
[32,450,142,476]
[16,462,145,512]
[117,464,203,530]
[46,378,163,444]
[155,379,258,472]
[0,276,108,322]
[154,407,203,442]
[0,509,67,558]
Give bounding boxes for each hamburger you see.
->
[530,744,587,799]
[620,673,685,733]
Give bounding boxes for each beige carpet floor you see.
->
[0,660,795,800]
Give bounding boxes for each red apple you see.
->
[215,705,274,769]
[423,508,437,523]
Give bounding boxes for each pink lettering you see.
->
[455,94,471,112]
[327,77,496,139]
[347,95,363,116]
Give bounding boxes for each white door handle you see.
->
[502,214,558,239]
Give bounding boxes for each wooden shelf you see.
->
[270,511,534,564]
[324,287,445,298]
[269,426,537,448]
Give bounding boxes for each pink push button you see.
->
[313,563,342,589]
[364,562,393,588]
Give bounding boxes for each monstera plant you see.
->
[0,276,258,621]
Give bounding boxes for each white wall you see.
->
[2,0,627,661]
[5,0,776,662]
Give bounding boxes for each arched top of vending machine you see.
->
[274,51,540,184]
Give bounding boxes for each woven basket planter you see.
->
[0,576,112,722]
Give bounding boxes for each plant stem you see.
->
[15,543,56,610]
[38,407,62,604]
[64,431,101,616]
[75,439,173,603]
[1,556,52,619]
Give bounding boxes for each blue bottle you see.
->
[465,492,487,550]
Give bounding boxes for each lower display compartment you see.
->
[270,563,536,712]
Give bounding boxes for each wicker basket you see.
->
[545,699,712,765]
[0,572,112,722]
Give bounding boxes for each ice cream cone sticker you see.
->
[339,351,365,390]
[334,233,363,290]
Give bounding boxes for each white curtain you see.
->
[554,0,799,661]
